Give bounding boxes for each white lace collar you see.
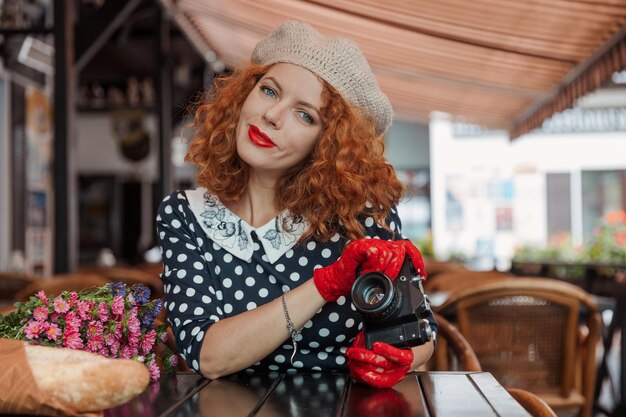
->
[185,188,309,264]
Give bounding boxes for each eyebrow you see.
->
[264,76,321,116]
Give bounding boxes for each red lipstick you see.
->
[248,125,276,148]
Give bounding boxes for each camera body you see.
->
[351,256,433,349]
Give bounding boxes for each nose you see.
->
[263,103,284,129]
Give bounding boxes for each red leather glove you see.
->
[345,332,414,389]
[313,238,425,302]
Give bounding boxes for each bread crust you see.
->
[25,343,150,412]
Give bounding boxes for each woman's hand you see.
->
[313,238,425,302]
[345,332,414,389]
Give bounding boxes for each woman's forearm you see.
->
[198,279,326,379]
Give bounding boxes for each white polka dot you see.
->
[194,261,203,270]
[174,318,180,326]
[196,237,204,246]
[223,278,232,288]
[193,275,203,284]
[253,242,261,251]
[307,241,316,250]
[167,302,175,311]
[246,302,257,310]
[159,231,165,239]
[336,296,346,305]
[269,275,277,284]
[345,318,355,328]
[163,195,171,201]
[312,366,322,371]
[357,322,363,330]
[164,205,173,214]
[335,356,346,365]
[331,233,340,242]
[328,313,339,322]
[194,307,204,315]
[177,253,187,262]
[216,290,223,300]
[365,217,374,227]
[335,334,346,342]
[186,288,196,297]
[255,264,263,273]
[192,359,199,370]
[282,285,290,293]
[245,277,255,286]
[214,265,221,274]
[304,320,313,328]
[275,355,286,363]
[223,253,233,263]
[185,243,195,250]
[390,221,396,230]
[178,303,188,313]
[285,250,294,259]
[269,365,279,371]
[276,264,285,272]
[261,254,269,262]
[317,352,328,360]
[234,265,243,275]
[309,341,319,348]
[189,223,195,232]
[169,237,179,243]
[234,290,244,300]
[201,295,211,303]
[321,249,332,258]
[191,327,201,336]
[318,328,330,337]
[179,330,186,340]
[224,303,233,314]
[325,346,334,352]
[172,285,181,294]
[196,331,204,342]
[216,307,223,315]
[289,272,300,281]
[172,219,181,228]
[298,257,308,266]
[209,315,220,322]
[208,286,215,294]
[204,252,213,262]
[258,288,269,298]
[177,270,187,279]
[213,242,221,250]
[293,361,303,368]
[165,250,172,258]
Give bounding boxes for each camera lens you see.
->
[351,272,400,320]
[363,285,385,305]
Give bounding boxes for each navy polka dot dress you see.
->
[156,188,435,374]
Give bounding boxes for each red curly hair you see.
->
[186,63,403,243]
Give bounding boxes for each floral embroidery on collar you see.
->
[185,188,308,263]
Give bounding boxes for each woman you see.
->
[157,20,436,388]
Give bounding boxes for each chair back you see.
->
[84,266,164,299]
[15,273,109,301]
[427,312,482,372]
[437,278,600,417]
[507,388,557,417]
[423,259,467,279]
[0,273,37,301]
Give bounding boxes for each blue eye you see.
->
[261,86,277,98]
[297,111,315,125]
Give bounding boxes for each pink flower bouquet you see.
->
[0,282,176,381]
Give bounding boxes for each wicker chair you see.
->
[426,313,482,371]
[508,388,558,417]
[14,273,109,301]
[437,278,601,417]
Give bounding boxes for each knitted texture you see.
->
[252,20,393,136]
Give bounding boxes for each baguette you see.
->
[25,343,150,412]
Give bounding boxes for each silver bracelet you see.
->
[281,292,301,365]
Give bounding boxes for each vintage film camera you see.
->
[351,256,434,349]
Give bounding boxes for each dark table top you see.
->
[104,371,532,417]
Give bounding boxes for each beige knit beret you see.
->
[252,20,393,136]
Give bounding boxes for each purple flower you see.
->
[108,282,126,297]
[152,299,163,317]
[132,285,151,305]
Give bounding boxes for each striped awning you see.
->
[161,0,626,139]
